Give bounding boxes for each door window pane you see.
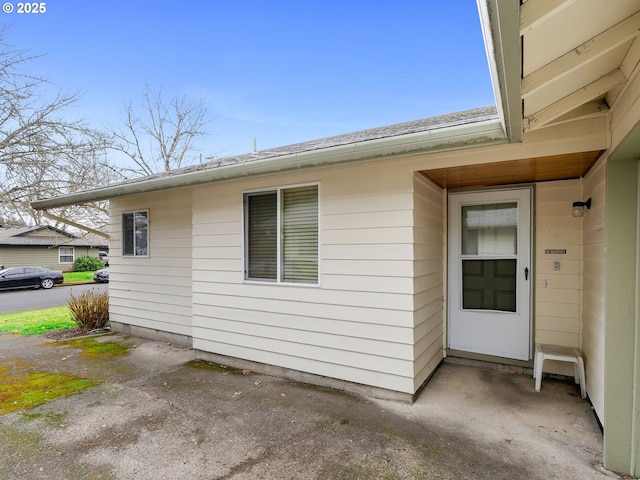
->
[462,203,517,255]
[462,259,516,312]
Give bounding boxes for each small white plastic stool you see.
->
[533,344,586,399]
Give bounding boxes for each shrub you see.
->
[73,255,104,272]
[68,289,109,332]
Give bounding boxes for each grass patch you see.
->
[63,271,95,284]
[0,371,96,415]
[0,307,75,335]
[61,336,129,358]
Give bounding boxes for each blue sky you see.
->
[4,0,495,160]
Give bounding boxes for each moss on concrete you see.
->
[0,424,44,477]
[186,359,245,374]
[63,463,118,480]
[20,410,68,428]
[60,336,130,358]
[0,422,118,480]
[0,370,96,414]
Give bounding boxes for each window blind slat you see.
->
[282,186,318,283]
[247,192,277,280]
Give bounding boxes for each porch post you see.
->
[604,158,640,474]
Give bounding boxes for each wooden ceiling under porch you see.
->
[421,150,604,189]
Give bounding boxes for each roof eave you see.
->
[477,0,522,143]
[33,117,506,209]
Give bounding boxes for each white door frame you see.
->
[447,187,533,361]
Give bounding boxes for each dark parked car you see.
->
[0,266,64,291]
[93,268,109,283]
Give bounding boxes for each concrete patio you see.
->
[0,333,619,479]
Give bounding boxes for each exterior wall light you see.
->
[572,198,592,217]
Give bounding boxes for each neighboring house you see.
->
[0,225,108,271]
[32,1,640,476]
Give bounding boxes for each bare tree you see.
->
[110,85,209,176]
[0,28,114,230]
[2,149,114,231]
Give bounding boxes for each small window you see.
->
[244,185,318,284]
[123,210,149,257]
[59,246,74,263]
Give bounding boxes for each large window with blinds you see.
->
[244,184,318,284]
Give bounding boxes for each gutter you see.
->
[33,117,506,210]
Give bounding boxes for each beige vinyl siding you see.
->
[192,163,418,393]
[581,156,606,419]
[177,129,610,394]
[412,173,444,391]
[0,246,44,269]
[534,180,582,375]
[0,246,98,271]
[103,117,609,395]
[109,189,193,337]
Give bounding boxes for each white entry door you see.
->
[448,188,532,360]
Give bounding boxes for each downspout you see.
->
[632,161,640,476]
[41,209,109,239]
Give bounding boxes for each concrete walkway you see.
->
[0,333,620,479]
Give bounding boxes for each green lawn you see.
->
[63,271,95,284]
[0,307,75,335]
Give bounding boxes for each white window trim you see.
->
[58,246,75,264]
[242,182,321,287]
[122,209,150,258]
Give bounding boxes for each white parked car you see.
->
[98,251,109,266]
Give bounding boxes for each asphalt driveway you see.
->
[0,332,618,480]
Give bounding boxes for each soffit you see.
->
[422,150,603,189]
[520,0,640,132]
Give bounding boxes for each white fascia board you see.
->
[477,0,522,142]
[32,118,506,210]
